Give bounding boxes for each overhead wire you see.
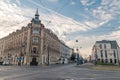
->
[38,0,70,38]
[36,0,120,45]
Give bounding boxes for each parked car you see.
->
[2,60,10,66]
[0,61,3,65]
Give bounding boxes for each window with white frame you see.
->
[100,50,103,58]
[113,50,116,58]
[105,50,107,58]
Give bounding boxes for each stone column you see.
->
[40,27,44,65]
[26,28,31,65]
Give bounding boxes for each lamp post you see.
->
[75,40,83,65]
[75,40,79,65]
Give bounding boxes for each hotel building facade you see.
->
[0,9,70,65]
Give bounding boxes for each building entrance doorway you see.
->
[110,59,113,63]
[30,57,38,66]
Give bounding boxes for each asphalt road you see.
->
[0,63,120,80]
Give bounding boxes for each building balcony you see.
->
[30,54,39,57]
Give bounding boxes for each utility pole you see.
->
[76,40,79,65]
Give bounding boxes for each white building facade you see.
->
[92,40,120,64]
[59,42,70,64]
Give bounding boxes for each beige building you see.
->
[0,9,70,65]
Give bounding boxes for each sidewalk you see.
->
[0,63,73,71]
[92,65,120,71]
[75,63,120,71]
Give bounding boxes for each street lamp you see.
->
[75,40,79,65]
[75,40,83,65]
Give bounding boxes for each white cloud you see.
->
[70,0,76,5]
[47,0,59,2]
[101,0,111,5]
[27,0,106,36]
[66,35,100,58]
[80,0,95,6]
[0,0,32,38]
[80,0,89,5]
[0,0,88,39]
[66,29,120,58]
[93,7,113,21]
[16,0,21,6]
[90,0,120,29]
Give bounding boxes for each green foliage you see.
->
[96,61,115,66]
[70,53,76,61]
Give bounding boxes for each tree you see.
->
[70,53,76,62]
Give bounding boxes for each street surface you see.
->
[0,63,120,80]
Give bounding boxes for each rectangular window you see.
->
[99,44,102,49]
[105,50,107,58]
[104,44,106,49]
[33,37,38,43]
[113,50,116,58]
[101,50,103,58]
[33,47,37,54]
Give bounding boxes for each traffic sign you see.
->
[17,57,22,61]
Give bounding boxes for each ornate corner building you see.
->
[0,9,70,65]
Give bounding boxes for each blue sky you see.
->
[0,0,120,57]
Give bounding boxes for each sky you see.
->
[0,0,120,58]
